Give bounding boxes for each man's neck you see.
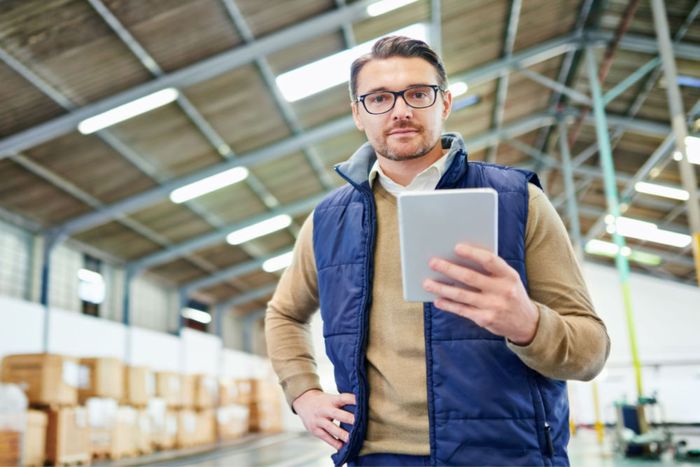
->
[377,145,446,187]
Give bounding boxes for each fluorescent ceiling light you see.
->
[181,307,212,324]
[682,136,700,164]
[634,181,689,201]
[276,23,427,102]
[226,215,292,245]
[367,0,419,17]
[78,88,179,134]
[605,216,691,248]
[169,167,249,204]
[585,240,661,266]
[262,251,294,273]
[448,81,468,97]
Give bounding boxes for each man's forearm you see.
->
[265,306,322,406]
[507,301,610,381]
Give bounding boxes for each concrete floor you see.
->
[105,427,700,466]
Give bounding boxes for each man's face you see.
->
[351,56,452,162]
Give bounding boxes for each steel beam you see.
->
[220,283,277,309]
[0,0,377,157]
[517,67,592,106]
[181,247,291,295]
[603,57,660,106]
[651,0,700,285]
[53,111,556,238]
[431,0,443,56]
[557,120,583,257]
[487,0,522,163]
[586,46,643,398]
[221,0,335,191]
[129,194,324,271]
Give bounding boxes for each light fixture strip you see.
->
[169,167,249,204]
[78,88,179,134]
[226,215,292,245]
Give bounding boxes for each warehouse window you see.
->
[181,299,211,332]
[79,254,105,317]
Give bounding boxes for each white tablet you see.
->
[397,188,498,302]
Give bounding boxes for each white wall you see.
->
[567,262,700,424]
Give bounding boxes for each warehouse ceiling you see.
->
[1,0,699,316]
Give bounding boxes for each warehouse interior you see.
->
[1,0,700,465]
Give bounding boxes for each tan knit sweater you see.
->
[265,181,610,456]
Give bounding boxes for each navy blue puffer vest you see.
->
[313,134,569,466]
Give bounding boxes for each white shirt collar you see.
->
[369,149,456,196]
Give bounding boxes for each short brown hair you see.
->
[349,35,448,100]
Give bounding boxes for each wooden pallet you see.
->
[55,452,91,466]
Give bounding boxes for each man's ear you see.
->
[441,90,453,121]
[351,102,365,131]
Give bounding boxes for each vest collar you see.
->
[335,132,469,188]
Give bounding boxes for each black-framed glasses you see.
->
[356,85,444,115]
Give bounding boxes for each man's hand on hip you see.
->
[422,242,539,346]
[292,389,356,451]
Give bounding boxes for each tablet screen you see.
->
[397,188,498,302]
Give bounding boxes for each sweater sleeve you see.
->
[506,184,610,381]
[264,212,323,407]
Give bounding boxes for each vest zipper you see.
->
[332,169,376,465]
[544,422,554,458]
[533,380,554,460]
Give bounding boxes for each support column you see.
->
[40,232,60,352]
[122,267,137,365]
[586,47,644,399]
[557,119,583,258]
[651,0,700,286]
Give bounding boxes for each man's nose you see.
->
[391,95,413,120]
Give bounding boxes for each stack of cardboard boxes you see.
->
[248,378,283,434]
[80,357,141,460]
[217,378,251,441]
[1,353,286,464]
[1,354,90,465]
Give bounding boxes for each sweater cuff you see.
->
[506,301,558,360]
[281,373,322,411]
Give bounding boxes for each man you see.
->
[265,35,609,466]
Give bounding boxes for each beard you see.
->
[374,123,440,162]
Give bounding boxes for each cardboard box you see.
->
[111,407,137,459]
[23,410,47,466]
[148,399,176,451]
[219,378,253,405]
[181,374,196,409]
[196,410,217,446]
[175,409,197,449]
[78,358,124,402]
[0,429,21,466]
[45,407,91,465]
[218,379,238,406]
[155,372,182,408]
[194,375,219,409]
[249,400,283,433]
[86,398,118,459]
[1,354,79,406]
[217,404,249,441]
[250,378,280,402]
[134,409,153,455]
[124,367,155,407]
